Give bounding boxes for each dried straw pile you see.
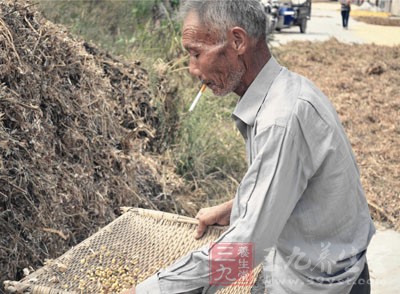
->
[353,16,400,27]
[274,38,400,230]
[0,0,183,287]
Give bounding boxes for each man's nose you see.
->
[189,60,201,78]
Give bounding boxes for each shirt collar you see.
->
[232,57,282,126]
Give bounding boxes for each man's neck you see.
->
[234,41,271,97]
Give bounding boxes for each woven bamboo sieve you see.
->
[5,208,263,294]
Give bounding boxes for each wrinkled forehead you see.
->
[182,11,220,47]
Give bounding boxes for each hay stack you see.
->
[0,0,182,287]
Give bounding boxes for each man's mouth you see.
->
[205,81,216,89]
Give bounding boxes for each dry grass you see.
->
[351,10,391,18]
[352,9,400,26]
[0,0,186,287]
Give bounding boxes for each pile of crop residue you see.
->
[274,38,400,230]
[0,0,184,287]
[353,16,400,27]
[350,9,400,27]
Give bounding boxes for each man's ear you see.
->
[229,27,248,55]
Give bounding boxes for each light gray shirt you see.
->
[137,57,375,294]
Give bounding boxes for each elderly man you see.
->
[127,0,375,293]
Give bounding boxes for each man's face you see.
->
[182,12,245,96]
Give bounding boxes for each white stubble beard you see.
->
[212,65,246,97]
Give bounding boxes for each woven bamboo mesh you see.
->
[6,208,262,294]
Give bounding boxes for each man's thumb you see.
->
[195,222,207,239]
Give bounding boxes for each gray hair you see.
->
[180,0,267,42]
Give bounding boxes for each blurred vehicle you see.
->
[261,0,312,34]
[262,0,280,34]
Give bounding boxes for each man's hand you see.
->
[121,286,135,294]
[195,200,233,239]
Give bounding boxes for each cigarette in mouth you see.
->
[189,84,207,112]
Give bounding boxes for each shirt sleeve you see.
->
[137,123,313,294]
[136,275,161,294]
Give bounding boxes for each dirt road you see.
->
[367,225,400,293]
[270,1,400,46]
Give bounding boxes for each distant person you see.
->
[341,0,352,29]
